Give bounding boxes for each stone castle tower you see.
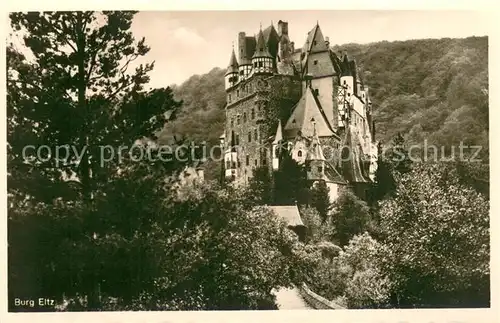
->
[220,20,378,203]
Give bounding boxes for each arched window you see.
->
[254,129,258,141]
[243,113,247,122]
[251,109,255,120]
[248,132,252,142]
[226,161,231,169]
[297,150,303,157]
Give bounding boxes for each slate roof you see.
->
[253,29,273,59]
[270,205,305,227]
[284,86,334,138]
[226,48,239,75]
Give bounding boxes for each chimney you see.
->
[277,20,289,36]
[325,36,330,48]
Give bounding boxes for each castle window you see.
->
[254,129,258,141]
[314,60,318,65]
[243,112,247,122]
[254,159,258,166]
[240,70,244,75]
[262,158,267,165]
[228,94,231,102]
[314,89,319,96]
[254,62,257,67]
[318,166,323,173]
[258,61,263,68]
[246,155,250,166]
[235,134,240,145]
[310,117,315,122]
[251,109,255,120]
[226,161,230,169]
[313,40,317,46]
[231,118,234,127]
[237,90,239,97]
[298,150,303,157]
[232,161,237,168]
[237,160,241,168]
[248,132,252,142]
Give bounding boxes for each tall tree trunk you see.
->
[75,12,100,310]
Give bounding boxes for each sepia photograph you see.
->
[5,9,491,314]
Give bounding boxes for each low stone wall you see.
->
[298,283,346,310]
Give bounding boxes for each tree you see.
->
[306,233,391,309]
[247,166,273,204]
[331,190,372,246]
[309,180,331,222]
[116,181,316,310]
[273,149,308,205]
[7,11,181,310]
[379,162,489,307]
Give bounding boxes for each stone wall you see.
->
[298,283,345,310]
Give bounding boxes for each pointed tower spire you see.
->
[226,47,239,75]
[273,119,283,144]
[253,29,272,58]
[306,121,325,161]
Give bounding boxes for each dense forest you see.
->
[160,36,488,181]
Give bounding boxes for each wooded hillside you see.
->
[158,36,488,179]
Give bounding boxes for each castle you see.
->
[220,20,378,204]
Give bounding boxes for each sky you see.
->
[129,10,489,88]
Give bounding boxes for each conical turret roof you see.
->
[226,48,239,75]
[252,29,273,59]
[306,123,325,161]
[273,119,283,144]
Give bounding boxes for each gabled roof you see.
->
[284,86,334,138]
[301,24,330,77]
[269,205,305,227]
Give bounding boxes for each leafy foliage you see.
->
[307,233,392,309]
[330,189,373,246]
[378,162,490,307]
[309,180,332,222]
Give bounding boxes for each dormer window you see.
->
[313,40,317,46]
[243,112,247,122]
[318,166,323,173]
[240,70,244,75]
[298,150,303,157]
[314,60,318,65]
